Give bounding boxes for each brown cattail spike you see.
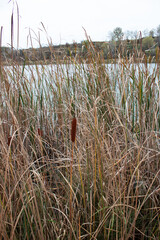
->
[8,136,12,146]
[38,128,43,137]
[71,118,77,143]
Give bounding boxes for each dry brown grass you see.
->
[0,23,160,239]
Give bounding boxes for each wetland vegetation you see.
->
[0,24,160,239]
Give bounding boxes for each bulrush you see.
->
[8,136,12,146]
[71,118,77,143]
[38,128,43,137]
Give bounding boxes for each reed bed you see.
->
[0,37,160,240]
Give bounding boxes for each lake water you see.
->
[4,63,160,99]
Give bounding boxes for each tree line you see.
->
[1,25,160,64]
[100,25,160,59]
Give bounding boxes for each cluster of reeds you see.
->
[0,24,160,239]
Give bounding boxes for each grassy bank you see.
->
[0,38,160,239]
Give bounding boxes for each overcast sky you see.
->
[0,0,160,48]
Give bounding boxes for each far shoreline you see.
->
[1,56,159,67]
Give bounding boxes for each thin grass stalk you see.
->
[16,3,19,50]
[11,12,14,58]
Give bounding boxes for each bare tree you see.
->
[112,27,124,41]
[157,25,160,36]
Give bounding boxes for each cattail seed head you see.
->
[38,128,43,137]
[8,136,12,146]
[71,118,77,143]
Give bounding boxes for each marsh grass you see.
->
[0,22,160,239]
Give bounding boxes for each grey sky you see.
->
[0,0,160,48]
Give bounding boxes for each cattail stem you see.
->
[69,142,74,231]
[70,118,77,239]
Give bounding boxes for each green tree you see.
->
[142,36,154,51]
[101,42,109,58]
[149,29,155,37]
